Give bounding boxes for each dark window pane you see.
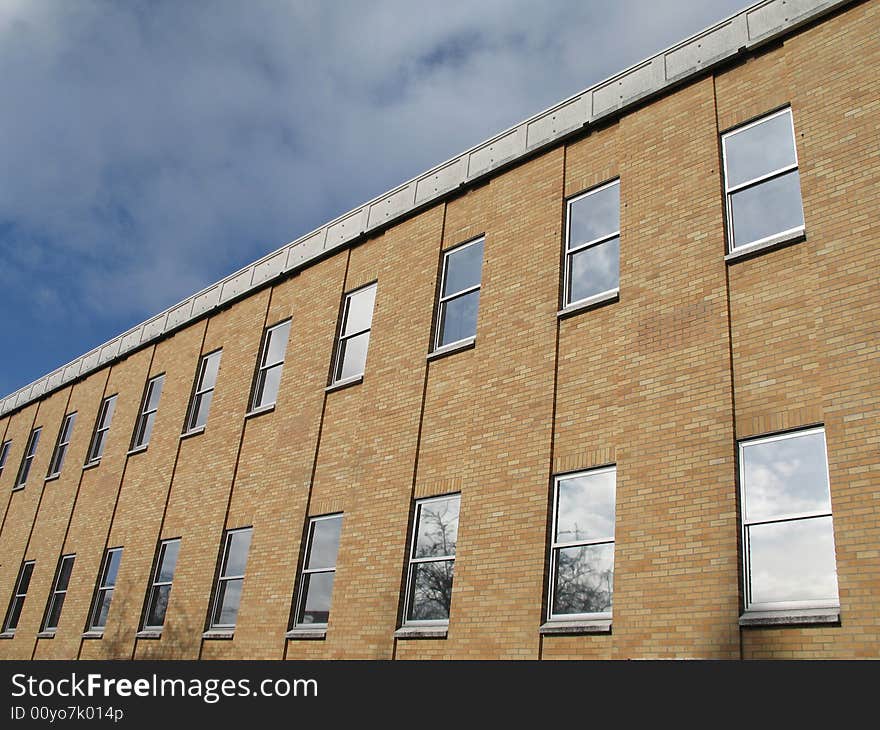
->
[438,290,479,347]
[91,430,107,461]
[137,411,156,447]
[552,543,615,616]
[306,517,342,570]
[730,170,804,248]
[190,391,213,430]
[748,516,838,605]
[297,572,335,625]
[101,397,117,429]
[568,237,619,304]
[6,597,26,631]
[92,589,113,629]
[336,331,370,381]
[45,592,66,630]
[568,183,619,248]
[223,530,252,577]
[264,321,291,366]
[18,563,34,595]
[407,561,454,621]
[343,286,377,336]
[442,240,484,296]
[556,470,616,543]
[157,541,180,583]
[414,497,460,559]
[56,557,74,592]
[214,578,242,626]
[146,584,172,628]
[725,111,797,188]
[742,430,831,522]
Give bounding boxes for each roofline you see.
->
[0,0,857,417]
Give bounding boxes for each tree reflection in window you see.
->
[405,495,460,622]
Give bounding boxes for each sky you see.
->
[0,0,750,399]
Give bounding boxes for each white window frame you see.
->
[722,107,803,253]
[42,554,75,632]
[209,527,252,630]
[739,426,839,613]
[184,350,222,434]
[331,283,377,385]
[293,513,343,629]
[89,547,123,631]
[434,237,484,353]
[47,412,77,478]
[563,179,620,309]
[250,320,291,411]
[86,395,117,465]
[131,374,164,450]
[402,493,460,627]
[142,538,180,631]
[2,560,35,634]
[0,439,12,480]
[13,427,41,489]
[547,465,616,623]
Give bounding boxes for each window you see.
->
[739,427,839,614]
[13,427,41,489]
[2,560,35,634]
[434,238,484,351]
[293,514,342,628]
[47,412,76,478]
[722,107,804,252]
[143,538,180,630]
[331,284,377,384]
[547,466,616,621]
[131,375,164,450]
[403,494,460,624]
[89,547,122,631]
[0,439,11,479]
[251,320,291,410]
[42,554,75,632]
[86,395,117,464]
[563,180,620,308]
[184,350,221,433]
[209,528,252,629]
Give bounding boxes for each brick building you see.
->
[0,0,876,660]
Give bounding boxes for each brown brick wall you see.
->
[0,0,876,660]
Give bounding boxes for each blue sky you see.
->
[0,0,748,398]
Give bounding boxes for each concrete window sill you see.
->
[539,619,612,635]
[557,289,619,319]
[136,630,163,640]
[82,460,101,472]
[325,375,363,393]
[725,229,805,263]
[127,444,149,457]
[427,337,475,362]
[202,630,234,640]
[394,625,448,640]
[286,627,327,640]
[0,632,15,640]
[739,608,840,627]
[245,404,276,420]
[81,630,104,639]
[36,631,56,639]
[180,426,206,441]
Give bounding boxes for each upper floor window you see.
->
[131,375,164,450]
[143,538,180,631]
[251,320,291,410]
[403,494,460,624]
[331,284,377,384]
[722,107,804,253]
[564,180,620,308]
[739,427,839,614]
[293,514,343,628]
[0,439,11,479]
[209,527,252,630]
[14,427,41,489]
[89,547,123,631]
[184,350,222,434]
[548,466,616,622]
[47,412,76,478]
[2,560,35,634]
[86,395,117,465]
[434,238,484,351]
[42,554,75,632]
